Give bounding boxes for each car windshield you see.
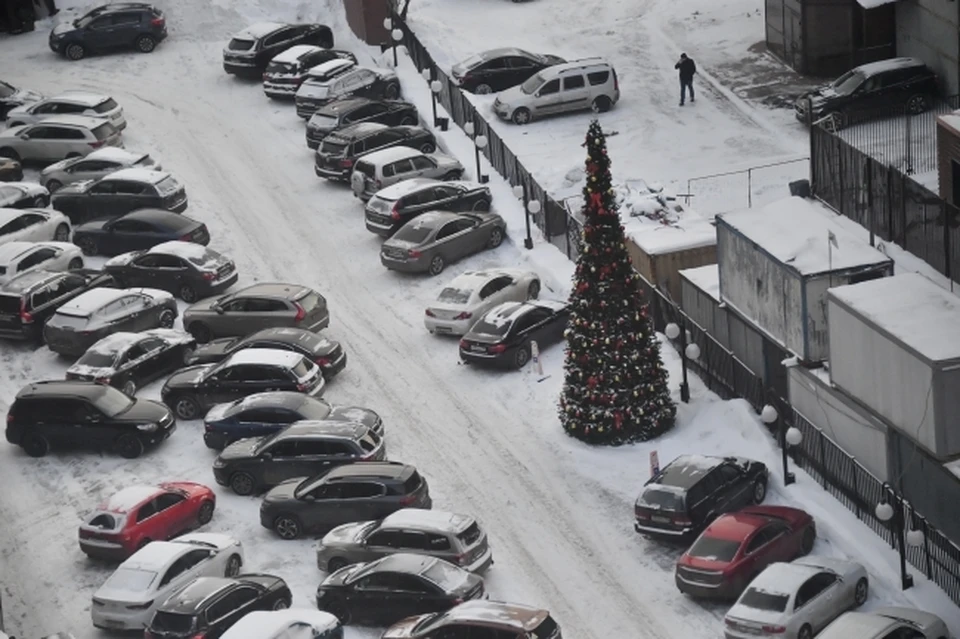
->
[392,224,433,244]
[438,288,471,304]
[296,290,323,311]
[103,567,157,592]
[320,140,348,156]
[91,123,116,141]
[75,350,118,368]
[294,475,327,499]
[470,318,511,337]
[422,560,471,592]
[0,81,15,98]
[151,612,196,633]
[639,487,684,511]
[291,359,315,379]
[831,70,865,95]
[687,536,741,562]
[295,397,332,420]
[91,385,136,417]
[520,73,545,94]
[739,588,790,612]
[228,38,255,51]
[460,54,485,69]
[412,612,447,634]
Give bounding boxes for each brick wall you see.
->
[936,118,960,203]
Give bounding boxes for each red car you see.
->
[675,505,816,600]
[78,482,216,560]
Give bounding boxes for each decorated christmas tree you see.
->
[559,121,676,445]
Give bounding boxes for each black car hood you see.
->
[218,436,265,461]
[116,399,172,424]
[163,364,214,390]
[188,338,235,363]
[319,563,363,588]
[75,218,110,232]
[327,406,380,429]
[263,477,305,504]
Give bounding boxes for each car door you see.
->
[15,247,58,277]
[429,185,465,212]
[206,364,257,404]
[398,573,450,616]
[715,462,753,508]
[474,58,511,91]
[0,212,29,243]
[152,253,190,294]
[124,293,159,332]
[260,439,304,486]
[32,398,86,447]
[85,14,125,49]
[367,130,402,156]
[349,572,401,623]
[110,180,149,216]
[109,12,143,48]
[85,179,120,220]
[477,276,513,314]
[152,489,191,538]
[342,104,379,126]
[248,297,292,330]
[18,125,55,161]
[114,340,148,385]
[208,587,261,638]
[383,158,415,184]
[559,73,590,112]
[793,572,842,634]
[431,221,464,259]
[350,70,379,98]
[505,56,540,89]
[140,334,178,378]
[364,529,405,558]
[261,27,296,64]
[532,78,562,116]
[104,218,156,253]
[155,555,196,604]
[336,481,389,524]
[456,217,486,253]
[409,155,438,179]
[17,212,52,241]
[68,159,115,183]
[125,253,162,288]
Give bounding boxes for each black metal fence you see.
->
[811,124,960,282]
[392,15,583,260]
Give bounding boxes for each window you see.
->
[58,103,89,114]
[393,531,431,551]
[138,337,166,354]
[538,79,560,95]
[88,16,113,29]
[154,254,186,269]
[745,529,773,554]
[384,159,414,177]
[411,156,435,171]
[507,56,536,69]
[240,408,287,424]
[347,105,379,121]
[454,218,476,233]
[155,491,186,511]
[355,69,376,85]
[479,276,511,299]
[31,281,64,309]
[687,536,741,562]
[794,572,837,608]
[695,470,723,496]
[739,588,789,612]
[113,181,147,196]
[19,213,46,230]
[392,574,431,593]
[112,12,142,26]
[91,181,118,195]
[292,440,331,456]
[562,75,585,90]
[587,70,610,85]
[122,343,147,363]
[480,58,507,71]
[136,500,158,522]
[366,530,402,547]
[133,254,162,269]
[432,185,459,200]
[881,628,925,639]
[426,533,452,550]
[321,441,354,456]
[159,560,189,588]
[717,464,741,483]
[32,102,60,114]
[219,299,250,312]
[245,298,288,312]
[17,248,57,271]
[263,27,293,47]
[435,222,461,240]
[267,441,298,457]
[22,126,49,139]
[0,218,26,237]
[338,482,386,499]
[355,573,398,591]
[110,219,149,233]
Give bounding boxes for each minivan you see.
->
[350,147,463,202]
[493,58,619,124]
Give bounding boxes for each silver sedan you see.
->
[724,556,869,639]
[40,148,160,192]
[424,268,540,336]
[380,210,506,276]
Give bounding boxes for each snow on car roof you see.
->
[271,44,322,63]
[224,348,306,369]
[86,147,144,164]
[680,264,720,303]
[101,485,161,513]
[279,420,367,439]
[123,539,196,570]
[86,331,143,354]
[382,508,474,533]
[101,168,169,184]
[228,391,310,412]
[854,56,926,76]
[149,240,212,260]
[482,301,525,327]
[128,287,174,301]
[404,211,458,229]
[33,114,108,129]
[0,241,37,263]
[375,178,440,200]
[57,287,128,316]
[219,610,339,639]
[235,21,286,40]
[306,58,355,77]
[51,91,110,107]
[440,600,548,631]
[534,299,567,312]
[745,561,822,596]
[0,208,26,227]
[361,145,420,165]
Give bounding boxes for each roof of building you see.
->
[680,264,721,302]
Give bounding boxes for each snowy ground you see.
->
[1,0,960,638]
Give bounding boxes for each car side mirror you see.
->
[215,305,225,314]
[260,452,272,460]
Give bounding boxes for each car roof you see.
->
[655,454,724,489]
[447,269,535,292]
[224,391,315,414]
[438,600,549,632]
[57,287,129,315]
[86,148,144,164]
[101,168,169,184]
[705,510,777,541]
[235,22,287,40]
[15,379,108,400]
[32,114,107,129]
[820,612,896,637]
[381,509,474,534]
[49,92,110,107]
[355,553,437,579]
[306,58,355,76]
[0,207,26,226]
[122,208,186,224]
[160,577,236,612]
[479,301,528,326]
[271,44,323,63]
[0,268,64,294]
[543,58,610,75]
[220,610,339,639]
[243,326,322,343]
[401,210,460,229]
[232,282,308,300]
[375,177,440,200]
[85,331,146,355]
[475,47,532,62]
[747,561,823,595]
[327,122,387,141]
[358,145,420,165]
[0,241,39,263]
[855,57,927,77]
[123,539,195,570]
[88,2,152,14]
[223,348,306,369]
[325,461,413,480]
[276,420,367,440]
[318,97,375,115]
[100,484,162,513]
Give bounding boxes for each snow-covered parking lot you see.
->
[1,0,959,637]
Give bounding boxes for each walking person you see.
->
[675,53,697,106]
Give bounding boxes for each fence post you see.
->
[944,202,952,283]
[921,518,933,578]
[747,169,753,208]
[852,467,861,518]
[837,138,845,217]
[905,113,913,174]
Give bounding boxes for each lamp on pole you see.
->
[463,121,488,183]
[761,403,800,486]
[421,69,448,131]
[391,28,403,67]
[664,321,697,403]
[512,185,534,249]
[876,483,920,590]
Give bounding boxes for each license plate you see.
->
[434,326,451,333]
[101,619,124,628]
[652,515,671,524]
[470,345,486,352]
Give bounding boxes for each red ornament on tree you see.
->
[587,376,598,389]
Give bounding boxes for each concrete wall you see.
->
[896,0,959,95]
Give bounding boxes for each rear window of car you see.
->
[155,176,182,197]
[359,433,379,452]
[392,224,433,244]
[94,98,119,113]
[87,512,123,530]
[457,522,481,545]
[52,312,90,328]
[291,359,315,379]
[354,161,375,179]
[639,486,684,511]
[422,559,470,591]
[687,536,741,562]
[739,588,790,612]
[403,471,423,493]
[266,61,297,74]
[0,293,21,314]
[587,70,610,85]
[228,38,255,51]
[470,318,510,337]
[531,615,559,639]
[296,290,324,311]
[91,123,116,141]
[438,288,471,304]
[133,154,154,167]
[320,140,348,156]
[103,567,157,592]
[151,612,195,633]
[76,350,118,368]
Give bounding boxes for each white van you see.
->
[493,58,619,124]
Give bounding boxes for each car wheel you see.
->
[53,223,70,242]
[229,471,256,496]
[188,323,212,343]
[33,195,47,207]
[121,378,137,396]
[65,152,82,159]
[46,179,63,193]
[173,395,201,420]
[399,115,416,125]
[21,433,50,458]
[178,284,197,303]
[800,525,816,555]
[274,515,302,540]
[527,280,541,300]
[0,148,20,162]
[487,228,504,249]
[135,35,157,53]
[6,122,25,128]
[158,309,175,328]
[442,170,462,181]
[472,198,490,212]
[853,577,868,606]
[751,477,767,503]
[797,624,813,639]
[76,237,98,256]
[419,142,436,153]
[272,598,291,611]
[326,601,351,624]
[115,434,145,459]
[475,83,492,95]
[427,255,445,276]
[197,500,215,525]
[384,83,401,99]
[906,94,929,115]
[591,95,613,113]
[514,344,531,369]
[224,554,242,577]
[327,557,349,572]
[64,43,86,61]
[67,257,83,270]
[511,108,531,125]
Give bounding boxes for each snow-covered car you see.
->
[104,241,238,303]
[0,80,42,120]
[66,329,196,396]
[425,268,540,336]
[0,208,71,246]
[0,116,123,163]
[219,609,340,639]
[295,58,357,118]
[350,147,464,202]
[0,241,83,285]
[724,556,869,639]
[262,45,342,99]
[0,182,50,209]
[816,607,949,639]
[40,148,161,193]
[4,92,125,130]
[91,533,244,631]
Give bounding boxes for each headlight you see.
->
[213,458,226,468]
[137,423,158,432]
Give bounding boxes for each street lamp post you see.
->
[391,28,402,67]
[512,184,534,249]
[664,321,698,403]
[876,483,921,590]
[420,69,448,131]
[761,403,801,486]
[463,121,488,183]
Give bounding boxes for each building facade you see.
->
[894,0,960,95]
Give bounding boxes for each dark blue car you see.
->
[202,391,383,450]
[71,208,209,257]
[49,2,168,61]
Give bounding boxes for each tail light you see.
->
[126,600,154,610]
[296,382,310,392]
[451,597,464,605]
[315,356,330,366]
[89,140,104,149]
[407,249,421,258]
[375,179,382,188]
[201,271,216,281]
[459,339,468,349]
[190,634,206,639]
[672,515,692,526]
[180,233,193,241]
[150,16,164,26]
[262,73,269,81]
[761,626,786,634]
[339,158,353,168]
[19,298,33,324]
[6,414,13,424]
[634,507,650,520]
[453,311,472,320]
[425,309,436,317]
[488,344,506,354]
[390,202,401,221]
[293,302,306,323]
[613,69,619,91]
[95,377,111,385]
[453,552,467,565]
[399,494,416,505]
[461,73,472,84]
[204,422,212,432]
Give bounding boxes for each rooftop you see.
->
[305,58,355,79]
[746,561,824,596]
[271,44,322,64]
[232,282,308,299]
[220,610,339,639]
[854,56,926,76]
[102,168,169,184]
[33,114,108,128]
[828,272,960,362]
[223,348,306,369]
[627,216,716,256]
[718,197,891,276]
[680,264,720,302]
[124,539,193,570]
[86,148,145,164]
[382,508,473,533]
[326,461,411,480]
[85,331,143,355]
[149,240,212,260]
[277,420,367,439]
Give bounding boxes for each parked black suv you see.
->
[5,380,176,458]
[222,22,334,78]
[262,46,356,99]
[364,179,491,237]
[633,454,768,540]
[144,575,292,639]
[49,2,168,61]
[51,169,188,224]
[306,98,418,149]
[795,57,939,127]
[451,47,566,94]
[315,123,436,181]
[0,268,115,342]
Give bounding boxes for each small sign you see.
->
[649,450,660,478]
[530,340,544,376]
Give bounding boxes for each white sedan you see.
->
[0,240,83,284]
[91,532,244,631]
[425,268,540,336]
[0,182,50,208]
[219,610,340,639]
[0,208,71,246]
[724,556,868,639]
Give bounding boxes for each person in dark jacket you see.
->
[675,53,697,106]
